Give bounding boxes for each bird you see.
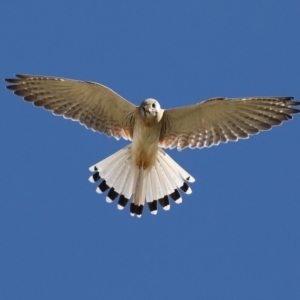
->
[5,74,300,217]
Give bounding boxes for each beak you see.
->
[142,106,150,115]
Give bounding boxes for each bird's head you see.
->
[139,98,163,122]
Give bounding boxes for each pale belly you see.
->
[131,120,162,169]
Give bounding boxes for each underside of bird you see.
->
[88,145,195,217]
[5,74,300,218]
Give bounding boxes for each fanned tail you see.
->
[89,145,195,217]
[130,168,148,218]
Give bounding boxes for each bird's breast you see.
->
[133,117,162,145]
[131,116,163,167]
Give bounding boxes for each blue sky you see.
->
[1,1,300,299]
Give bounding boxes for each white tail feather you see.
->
[105,152,132,189]
[150,167,159,202]
[123,167,137,200]
[146,173,153,204]
[153,165,165,200]
[89,145,131,173]
[157,154,185,189]
[89,145,194,216]
[100,151,130,179]
[113,161,132,193]
[158,150,195,183]
[132,168,148,206]
[155,160,173,196]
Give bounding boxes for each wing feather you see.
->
[5,74,136,140]
[160,97,300,150]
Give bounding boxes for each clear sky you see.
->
[1,1,300,299]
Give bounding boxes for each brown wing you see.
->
[5,74,137,140]
[160,97,300,150]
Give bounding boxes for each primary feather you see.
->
[5,74,300,217]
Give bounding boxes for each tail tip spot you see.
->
[175,197,182,204]
[163,204,170,211]
[96,187,102,194]
[117,204,125,210]
[106,197,113,203]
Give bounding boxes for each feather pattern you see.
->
[89,145,193,216]
[5,74,136,140]
[5,74,300,217]
[160,97,300,150]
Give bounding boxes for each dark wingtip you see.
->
[288,107,300,115]
[4,74,28,83]
[280,96,294,101]
[283,98,300,107]
[15,74,28,79]
[6,85,18,90]
[5,78,17,83]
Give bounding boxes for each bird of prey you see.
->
[5,74,300,217]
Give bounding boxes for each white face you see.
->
[139,98,161,119]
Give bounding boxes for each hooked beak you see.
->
[142,106,150,116]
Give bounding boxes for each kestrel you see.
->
[5,74,300,217]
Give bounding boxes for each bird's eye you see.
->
[152,103,156,108]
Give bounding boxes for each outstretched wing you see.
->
[160,97,300,150]
[5,74,137,140]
